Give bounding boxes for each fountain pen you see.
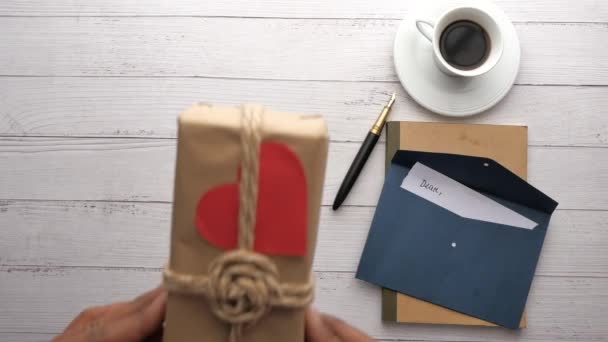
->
[332,92,396,210]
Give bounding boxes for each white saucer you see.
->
[394,0,520,117]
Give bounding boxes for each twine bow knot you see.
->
[163,105,314,342]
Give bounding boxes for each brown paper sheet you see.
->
[384,121,527,328]
[164,104,328,342]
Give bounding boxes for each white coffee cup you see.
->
[415,6,503,78]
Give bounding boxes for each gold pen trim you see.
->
[370,92,397,135]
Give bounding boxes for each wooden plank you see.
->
[0,201,606,277]
[0,266,605,341]
[0,18,606,85]
[0,333,54,342]
[1,77,607,146]
[0,0,606,23]
[0,138,605,209]
[0,201,171,268]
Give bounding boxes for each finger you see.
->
[131,285,165,311]
[321,313,375,341]
[62,305,109,333]
[55,315,109,342]
[97,285,165,320]
[305,307,336,342]
[104,288,167,341]
[59,287,166,342]
[141,326,164,342]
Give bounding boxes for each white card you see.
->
[400,162,537,230]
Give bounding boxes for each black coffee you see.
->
[439,20,490,70]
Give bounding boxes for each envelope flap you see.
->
[392,150,558,214]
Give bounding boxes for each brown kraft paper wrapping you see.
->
[163,104,329,342]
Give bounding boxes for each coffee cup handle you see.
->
[415,20,435,42]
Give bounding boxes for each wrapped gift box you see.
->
[163,104,328,342]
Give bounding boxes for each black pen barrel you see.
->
[332,131,380,210]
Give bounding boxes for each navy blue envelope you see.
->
[356,150,558,329]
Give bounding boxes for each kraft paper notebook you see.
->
[381,121,530,327]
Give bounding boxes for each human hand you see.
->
[306,307,376,342]
[53,286,166,342]
[54,291,372,342]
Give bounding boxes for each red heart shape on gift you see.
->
[195,142,308,256]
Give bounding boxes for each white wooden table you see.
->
[0,1,606,341]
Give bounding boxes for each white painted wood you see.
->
[0,333,53,342]
[0,18,606,85]
[0,0,606,23]
[2,77,608,146]
[0,138,605,209]
[0,2,606,340]
[1,200,606,277]
[0,201,171,269]
[1,267,606,341]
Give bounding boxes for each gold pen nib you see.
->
[387,92,396,108]
[370,92,397,135]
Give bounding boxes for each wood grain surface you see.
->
[0,1,606,341]
[0,19,606,85]
[1,78,607,146]
[0,0,606,22]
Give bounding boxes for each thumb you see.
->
[107,287,167,341]
[305,307,335,342]
[306,307,375,342]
